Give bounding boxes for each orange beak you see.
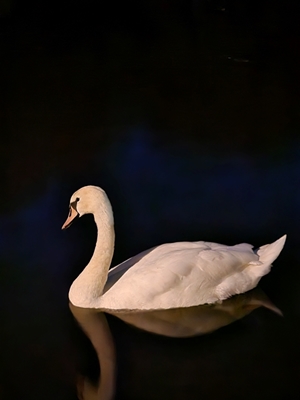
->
[62,206,79,230]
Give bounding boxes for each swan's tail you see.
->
[256,234,287,264]
[252,234,287,278]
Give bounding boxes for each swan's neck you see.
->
[69,211,115,308]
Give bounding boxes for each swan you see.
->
[62,185,286,311]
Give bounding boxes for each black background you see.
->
[0,1,299,399]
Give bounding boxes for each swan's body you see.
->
[62,185,286,311]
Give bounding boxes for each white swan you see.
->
[62,185,286,311]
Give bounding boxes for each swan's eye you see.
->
[70,197,80,212]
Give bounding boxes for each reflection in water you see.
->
[70,303,116,400]
[70,288,281,399]
[113,288,282,337]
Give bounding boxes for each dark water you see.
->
[1,1,300,399]
[1,245,299,400]
[70,288,294,400]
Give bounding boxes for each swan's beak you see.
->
[62,206,79,230]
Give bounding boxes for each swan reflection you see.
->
[114,287,281,337]
[70,288,281,400]
[70,303,116,400]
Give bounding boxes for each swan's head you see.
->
[62,185,113,230]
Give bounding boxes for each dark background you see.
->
[0,1,299,399]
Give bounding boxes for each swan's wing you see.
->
[104,246,158,293]
[100,241,260,311]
